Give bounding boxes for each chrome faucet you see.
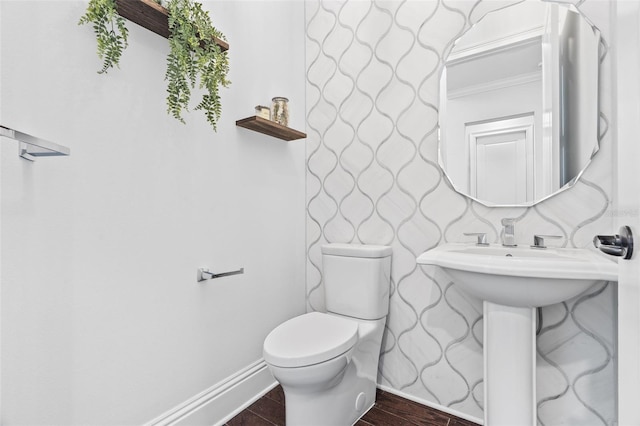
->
[501,218,517,247]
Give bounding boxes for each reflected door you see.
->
[468,115,535,205]
[474,132,528,204]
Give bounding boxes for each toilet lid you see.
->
[263,312,358,368]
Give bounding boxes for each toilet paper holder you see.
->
[197,267,244,282]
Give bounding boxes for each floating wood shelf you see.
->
[236,116,307,141]
[114,0,229,51]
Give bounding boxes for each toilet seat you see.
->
[263,312,358,368]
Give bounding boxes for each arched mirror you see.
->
[438,0,602,207]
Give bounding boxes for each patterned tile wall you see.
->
[305,0,616,424]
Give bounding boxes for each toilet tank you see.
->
[321,243,392,320]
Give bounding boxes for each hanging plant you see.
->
[79,0,230,131]
[165,0,230,131]
[78,0,129,74]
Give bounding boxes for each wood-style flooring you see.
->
[226,385,480,426]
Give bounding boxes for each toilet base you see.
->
[283,366,376,425]
[277,316,386,425]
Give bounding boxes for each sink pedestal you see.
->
[484,301,537,426]
[417,243,618,425]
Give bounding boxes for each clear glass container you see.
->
[255,105,271,120]
[271,97,289,127]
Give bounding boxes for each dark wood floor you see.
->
[226,385,480,426]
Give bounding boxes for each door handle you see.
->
[593,226,633,259]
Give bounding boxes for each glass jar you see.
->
[271,97,289,127]
[255,105,271,120]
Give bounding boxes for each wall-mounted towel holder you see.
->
[1,125,70,161]
[197,267,244,282]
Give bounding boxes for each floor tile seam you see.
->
[374,399,453,425]
[246,408,281,426]
[370,405,426,426]
[263,394,284,405]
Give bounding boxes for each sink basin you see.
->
[417,243,617,307]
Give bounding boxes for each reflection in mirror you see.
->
[439,1,601,206]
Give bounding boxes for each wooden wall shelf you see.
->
[236,116,307,141]
[114,0,229,51]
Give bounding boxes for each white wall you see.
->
[0,1,306,424]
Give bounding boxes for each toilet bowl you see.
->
[263,243,392,425]
[264,312,357,393]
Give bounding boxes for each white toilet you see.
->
[263,243,392,425]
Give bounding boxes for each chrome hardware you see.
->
[197,267,244,282]
[464,232,489,246]
[594,226,633,259]
[536,307,543,336]
[501,218,517,247]
[1,125,70,161]
[531,235,562,249]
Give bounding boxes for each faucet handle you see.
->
[464,232,489,246]
[531,234,562,249]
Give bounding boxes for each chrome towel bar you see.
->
[197,267,244,282]
[1,125,70,161]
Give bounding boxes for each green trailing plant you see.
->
[165,0,230,131]
[79,0,230,131]
[78,0,128,74]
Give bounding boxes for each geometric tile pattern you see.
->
[305,0,616,423]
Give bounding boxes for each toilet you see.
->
[263,243,392,425]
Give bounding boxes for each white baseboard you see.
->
[146,359,277,426]
[377,384,484,425]
[145,362,484,426]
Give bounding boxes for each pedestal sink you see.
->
[417,244,617,426]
